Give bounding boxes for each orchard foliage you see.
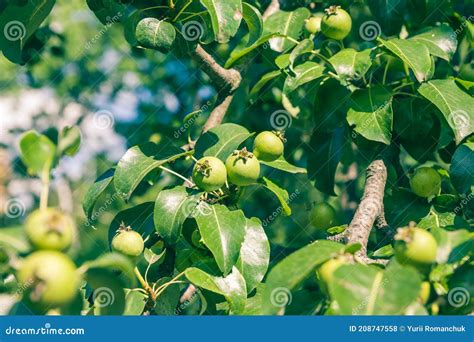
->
[0,0,473,316]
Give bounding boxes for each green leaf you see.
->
[195,204,246,274]
[283,61,325,94]
[366,0,405,36]
[154,277,181,315]
[450,142,474,194]
[328,48,372,81]
[83,168,115,220]
[393,97,440,162]
[384,188,430,229]
[289,39,313,68]
[82,253,137,287]
[124,290,147,315]
[19,130,56,176]
[185,266,247,314]
[200,0,242,43]
[264,8,310,52]
[432,226,473,264]
[237,218,270,293]
[0,0,56,64]
[135,18,176,51]
[307,127,346,196]
[58,126,81,157]
[249,70,282,102]
[225,33,279,68]
[154,186,200,244]
[241,2,262,47]
[262,240,345,314]
[86,269,126,316]
[194,123,253,161]
[260,177,291,215]
[0,226,30,253]
[114,143,191,200]
[418,79,474,144]
[329,262,422,315]
[347,86,393,145]
[410,24,457,61]
[379,38,432,82]
[260,156,307,174]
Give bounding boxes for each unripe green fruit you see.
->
[419,281,431,304]
[225,148,260,186]
[192,156,227,192]
[112,229,144,257]
[305,15,322,34]
[18,251,79,307]
[25,208,74,251]
[321,6,352,40]
[136,18,176,52]
[409,167,441,198]
[395,226,437,266]
[253,131,284,162]
[309,203,336,231]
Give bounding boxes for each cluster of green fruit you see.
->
[305,5,352,40]
[192,131,285,191]
[17,208,79,309]
[17,208,146,310]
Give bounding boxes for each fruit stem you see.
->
[134,267,156,301]
[159,166,195,187]
[39,165,50,211]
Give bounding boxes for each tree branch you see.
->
[338,160,389,264]
[181,44,242,152]
[263,0,280,19]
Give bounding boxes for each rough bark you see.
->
[330,160,389,264]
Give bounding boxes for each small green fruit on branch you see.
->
[331,160,388,264]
